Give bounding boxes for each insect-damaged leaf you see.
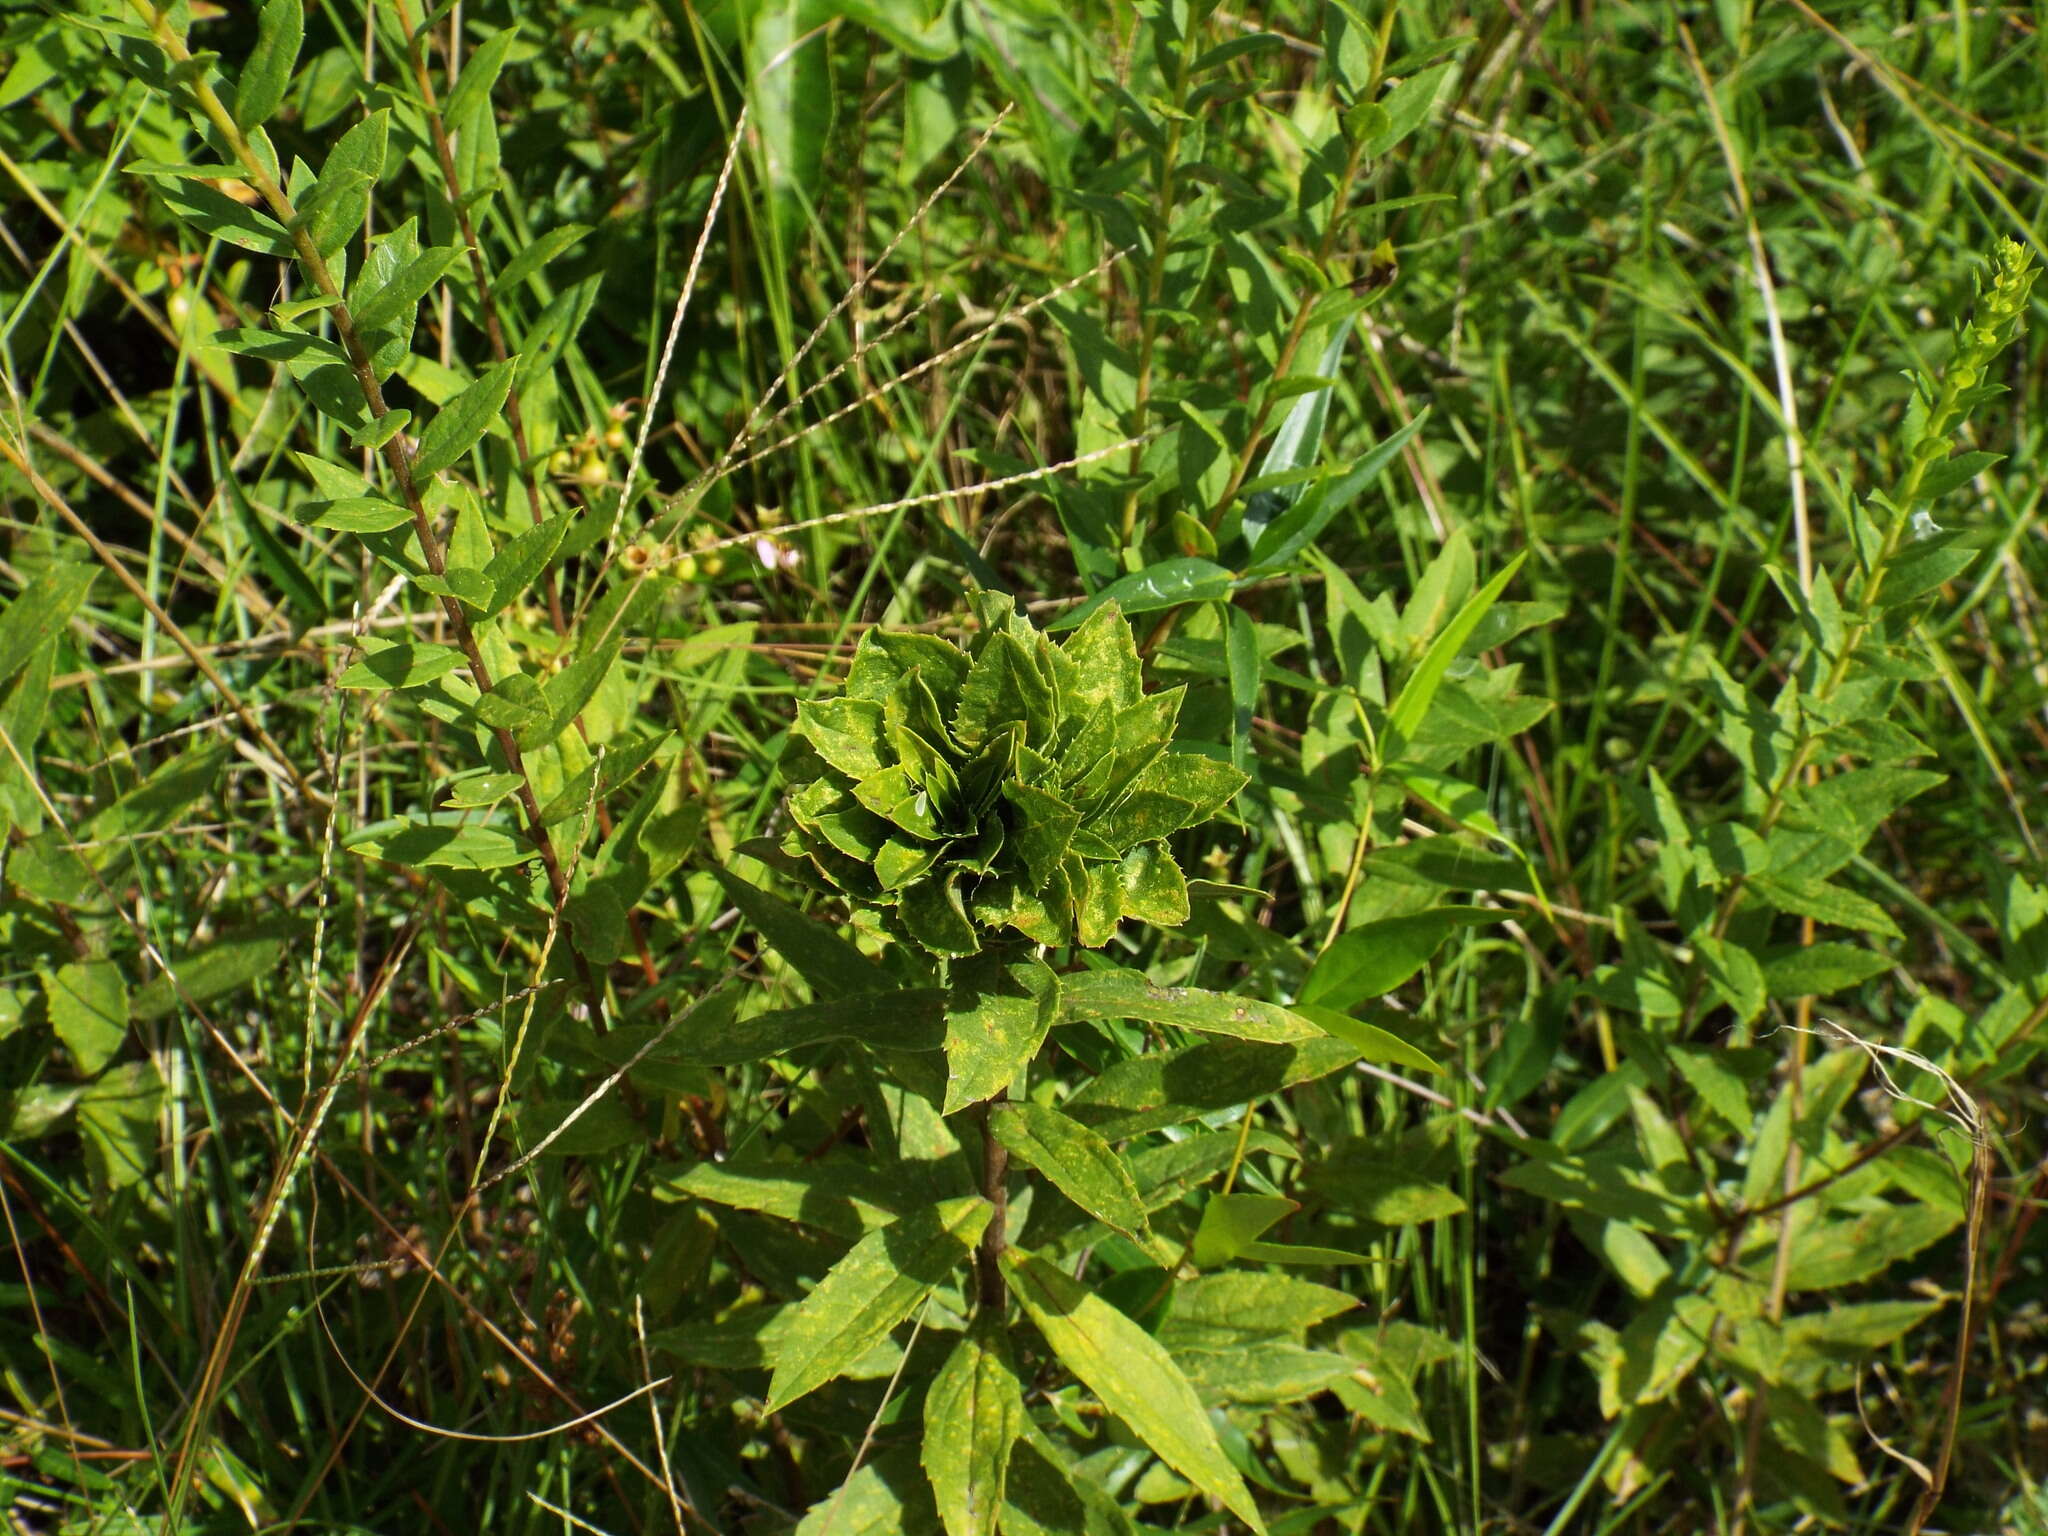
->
[764,1195,990,1411]
[923,1321,1025,1536]
[1003,1248,1266,1533]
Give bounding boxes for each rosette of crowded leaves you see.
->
[779,596,1247,957]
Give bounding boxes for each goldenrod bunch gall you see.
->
[778,595,1246,956]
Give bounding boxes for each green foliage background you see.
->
[1,0,2046,1532]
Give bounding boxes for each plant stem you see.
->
[976,1091,1010,1310]
[127,0,602,1016]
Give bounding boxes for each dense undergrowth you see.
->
[2,0,2046,1532]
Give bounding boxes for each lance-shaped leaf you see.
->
[990,1103,1146,1238]
[413,358,517,478]
[942,951,1060,1112]
[672,988,946,1065]
[711,867,893,999]
[1003,1248,1266,1533]
[1060,968,1321,1044]
[923,1322,1025,1536]
[765,1195,991,1412]
[233,0,303,129]
[1387,552,1526,742]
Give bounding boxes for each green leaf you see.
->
[352,242,465,335]
[91,744,229,842]
[302,496,412,533]
[304,109,387,256]
[407,565,491,614]
[139,169,294,256]
[1052,558,1238,632]
[658,1157,903,1241]
[942,951,1061,1112]
[1303,1155,1465,1224]
[481,514,572,616]
[77,1059,162,1191]
[1363,61,1455,156]
[442,25,517,132]
[1777,1203,1960,1291]
[1225,604,1259,771]
[1241,317,1353,550]
[954,631,1055,751]
[1244,411,1429,574]
[1157,1273,1359,1350]
[1059,967,1320,1044]
[1302,906,1493,1008]
[748,0,834,241]
[924,1322,1024,1536]
[1116,842,1189,926]
[990,1102,1146,1238]
[443,771,525,809]
[130,919,305,1022]
[45,962,128,1076]
[1759,942,1892,999]
[795,698,890,780]
[1003,782,1081,890]
[412,358,517,477]
[1277,1003,1441,1073]
[1176,1342,1358,1405]
[764,1195,990,1411]
[1191,1191,1295,1266]
[795,1460,919,1536]
[496,222,590,294]
[1002,1248,1266,1533]
[1388,553,1525,741]
[343,817,533,871]
[233,0,302,128]
[1064,1037,1359,1140]
[1115,749,1247,824]
[1001,1425,1143,1536]
[672,988,947,1065]
[901,876,981,956]
[0,564,95,686]
[1057,601,1145,717]
[1750,874,1901,939]
[712,867,893,999]
[474,673,550,737]
[336,637,467,689]
[1498,1149,1706,1237]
